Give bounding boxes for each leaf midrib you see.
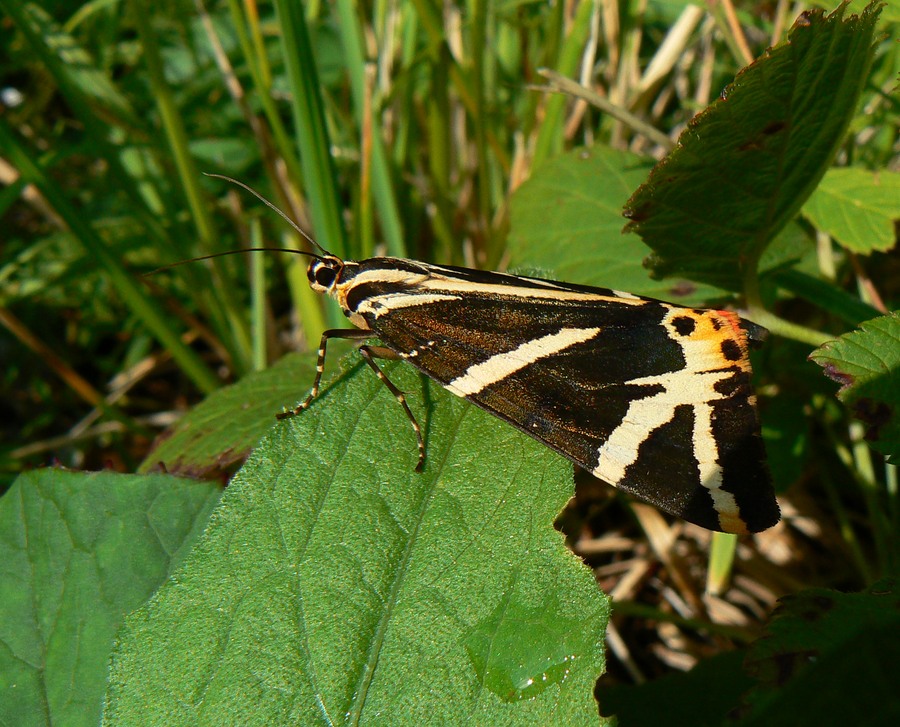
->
[346,378,470,725]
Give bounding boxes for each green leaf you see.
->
[106,357,610,725]
[801,167,900,254]
[809,312,900,462]
[140,352,315,478]
[739,579,900,726]
[0,470,221,727]
[625,2,882,289]
[507,146,722,303]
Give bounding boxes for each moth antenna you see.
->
[144,247,321,277]
[204,172,328,256]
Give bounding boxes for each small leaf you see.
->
[624,2,882,289]
[140,352,315,478]
[0,470,221,727]
[508,147,723,302]
[810,312,900,462]
[802,167,900,254]
[106,357,610,725]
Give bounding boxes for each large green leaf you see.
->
[105,357,610,724]
[507,146,725,302]
[802,167,900,254]
[0,470,221,727]
[809,312,900,462]
[625,2,882,289]
[140,352,316,478]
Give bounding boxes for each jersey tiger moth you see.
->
[176,178,780,535]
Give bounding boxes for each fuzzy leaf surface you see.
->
[106,358,610,725]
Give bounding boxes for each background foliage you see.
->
[1,0,898,724]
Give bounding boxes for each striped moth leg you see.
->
[280,331,426,472]
[278,327,375,419]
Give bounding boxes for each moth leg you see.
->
[358,345,426,473]
[278,328,374,419]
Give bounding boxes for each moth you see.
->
[188,178,780,535]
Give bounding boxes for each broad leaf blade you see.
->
[0,470,221,727]
[809,312,900,462]
[625,3,882,289]
[802,167,900,254]
[105,357,610,724]
[507,147,723,301]
[140,352,315,478]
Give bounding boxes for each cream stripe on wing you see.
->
[592,368,732,483]
[355,292,461,316]
[445,327,602,397]
[692,402,740,529]
[419,278,648,305]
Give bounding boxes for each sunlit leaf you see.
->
[0,470,220,727]
[107,359,611,724]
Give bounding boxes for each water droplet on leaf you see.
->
[464,585,586,702]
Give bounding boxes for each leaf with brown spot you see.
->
[624,3,882,290]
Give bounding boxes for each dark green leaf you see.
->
[596,650,752,726]
[0,470,220,727]
[760,395,810,490]
[809,312,900,462]
[625,2,882,289]
[739,579,900,726]
[107,358,610,724]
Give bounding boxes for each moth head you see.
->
[308,255,345,293]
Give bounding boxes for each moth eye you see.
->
[312,265,337,288]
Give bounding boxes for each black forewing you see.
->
[349,263,777,532]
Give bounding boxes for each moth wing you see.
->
[368,289,778,534]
